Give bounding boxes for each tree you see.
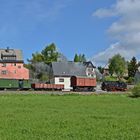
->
[74,53,86,62]
[97,66,104,74]
[41,43,59,64]
[81,54,86,62]
[29,52,44,63]
[128,57,138,78]
[27,43,60,81]
[74,54,79,62]
[108,54,126,78]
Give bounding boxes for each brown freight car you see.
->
[71,76,96,91]
[31,83,64,91]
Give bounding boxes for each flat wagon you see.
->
[31,83,64,91]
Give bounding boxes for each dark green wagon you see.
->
[0,79,31,90]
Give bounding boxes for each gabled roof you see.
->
[0,48,23,62]
[83,61,96,68]
[52,61,89,77]
[104,64,109,69]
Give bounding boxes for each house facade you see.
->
[50,61,96,91]
[0,47,29,80]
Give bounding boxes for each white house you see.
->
[50,61,96,91]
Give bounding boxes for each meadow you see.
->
[0,93,139,140]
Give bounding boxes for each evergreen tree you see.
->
[81,54,86,62]
[74,54,79,62]
[74,53,86,62]
[128,56,138,78]
[98,66,104,74]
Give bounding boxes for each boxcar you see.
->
[71,76,96,91]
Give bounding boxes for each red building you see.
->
[0,47,29,80]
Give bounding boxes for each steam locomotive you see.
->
[101,81,127,91]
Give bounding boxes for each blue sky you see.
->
[0,0,140,65]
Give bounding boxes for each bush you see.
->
[103,76,117,81]
[127,77,134,84]
[131,84,140,98]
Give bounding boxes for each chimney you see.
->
[6,47,10,52]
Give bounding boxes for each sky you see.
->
[0,0,140,66]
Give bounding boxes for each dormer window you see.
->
[1,54,16,61]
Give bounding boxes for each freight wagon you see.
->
[31,83,64,90]
[71,76,96,91]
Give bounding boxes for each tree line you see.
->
[98,54,140,83]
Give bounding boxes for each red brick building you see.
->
[0,47,29,80]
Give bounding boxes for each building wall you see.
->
[134,71,140,84]
[54,77,72,91]
[0,63,29,80]
[86,67,96,78]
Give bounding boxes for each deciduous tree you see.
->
[108,54,126,78]
[41,43,59,64]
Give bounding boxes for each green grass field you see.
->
[0,93,139,140]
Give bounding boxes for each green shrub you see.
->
[131,84,140,98]
[104,76,117,81]
[127,77,134,84]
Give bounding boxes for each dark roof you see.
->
[52,61,88,77]
[0,48,23,61]
[83,61,96,68]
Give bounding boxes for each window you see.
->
[1,53,16,61]
[14,63,16,66]
[59,78,64,82]
[14,70,16,74]
[2,63,6,67]
[18,66,21,69]
[1,70,7,75]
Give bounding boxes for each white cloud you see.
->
[92,0,140,65]
[92,8,117,18]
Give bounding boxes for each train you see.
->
[0,77,127,92]
[0,76,97,91]
[101,81,127,91]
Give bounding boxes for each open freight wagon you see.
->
[71,76,96,91]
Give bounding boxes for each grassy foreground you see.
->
[0,93,140,140]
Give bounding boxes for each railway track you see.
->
[0,90,128,95]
